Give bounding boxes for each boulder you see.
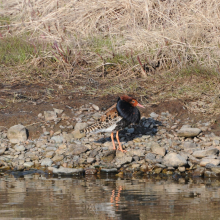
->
[7,124,27,144]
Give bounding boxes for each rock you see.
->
[204,171,217,178]
[150,112,159,119]
[72,130,86,139]
[145,153,156,163]
[163,153,187,167]
[128,149,145,157]
[151,143,166,156]
[92,104,99,111]
[63,133,74,142]
[0,147,6,155]
[52,154,64,162]
[45,151,55,158]
[7,124,27,143]
[41,158,53,166]
[74,122,88,131]
[51,135,64,143]
[211,166,220,174]
[153,167,162,174]
[92,113,102,120]
[14,145,25,152]
[72,145,88,155]
[48,167,84,175]
[192,148,219,158]
[53,108,64,114]
[101,168,118,173]
[200,158,220,167]
[101,150,116,163]
[44,111,57,121]
[61,113,70,120]
[85,168,97,175]
[116,156,132,165]
[193,167,205,177]
[87,157,96,164]
[178,167,186,172]
[177,128,201,138]
[23,162,34,167]
[127,128,134,134]
[183,141,197,149]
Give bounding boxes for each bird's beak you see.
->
[137,103,145,108]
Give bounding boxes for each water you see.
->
[1,171,220,220]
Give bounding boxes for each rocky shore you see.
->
[1,102,220,178]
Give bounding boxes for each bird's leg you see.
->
[111,132,116,150]
[116,131,126,152]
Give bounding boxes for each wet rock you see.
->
[41,158,53,166]
[204,171,217,178]
[163,153,187,167]
[177,127,201,138]
[192,148,219,158]
[200,158,220,167]
[51,135,64,143]
[101,168,118,173]
[211,166,220,174]
[48,167,84,175]
[44,111,57,121]
[85,168,97,175]
[23,162,34,168]
[193,167,205,177]
[7,124,27,144]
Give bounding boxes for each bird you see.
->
[80,95,145,152]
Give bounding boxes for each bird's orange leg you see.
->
[116,131,126,152]
[111,132,116,150]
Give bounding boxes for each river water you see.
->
[0,171,220,220]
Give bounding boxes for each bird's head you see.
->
[120,95,145,108]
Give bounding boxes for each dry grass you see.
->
[1,0,220,115]
[1,0,220,73]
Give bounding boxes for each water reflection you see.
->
[0,171,220,219]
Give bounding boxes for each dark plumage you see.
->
[81,95,145,152]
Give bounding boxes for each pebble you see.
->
[7,124,27,144]
[2,103,220,177]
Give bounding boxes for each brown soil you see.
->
[1,82,220,139]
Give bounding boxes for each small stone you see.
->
[74,122,88,131]
[48,167,84,175]
[183,141,197,149]
[41,158,53,166]
[61,113,70,120]
[150,112,159,119]
[52,154,64,162]
[53,108,64,114]
[178,167,185,172]
[23,162,34,167]
[192,148,219,158]
[0,147,6,155]
[92,104,99,111]
[85,168,97,175]
[44,111,57,121]
[163,153,187,167]
[51,135,64,143]
[127,128,135,134]
[14,145,25,152]
[87,157,96,164]
[72,130,86,139]
[211,166,220,174]
[151,143,166,156]
[200,158,220,167]
[177,128,201,138]
[45,151,55,158]
[193,167,205,177]
[38,113,43,118]
[72,145,88,155]
[7,124,27,144]
[153,167,162,174]
[101,168,118,173]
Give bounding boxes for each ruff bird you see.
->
[80,95,145,152]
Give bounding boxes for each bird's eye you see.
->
[132,100,135,103]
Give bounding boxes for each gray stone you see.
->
[177,128,201,138]
[211,166,220,174]
[92,104,99,111]
[45,151,55,158]
[52,154,64,162]
[101,168,118,173]
[200,158,220,167]
[51,135,64,143]
[192,148,219,158]
[150,112,159,119]
[7,124,27,144]
[163,153,187,167]
[116,156,132,165]
[87,157,96,164]
[48,167,84,175]
[63,133,74,142]
[151,143,166,156]
[41,158,53,166]
[53,108,64,114]
[74,123,88,131]
[92,113,102,120]
[183,141,197,149]
[14,145,25,152]
[44,111,57,121]
[0,147,6,155]
[145,153,156,162]
[193,167,205,177]
[72,145,88,155]
[127,128,135,134]
[72,130,86,139]
[23,162,34,167]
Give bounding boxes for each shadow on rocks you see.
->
[96,117,163,143]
